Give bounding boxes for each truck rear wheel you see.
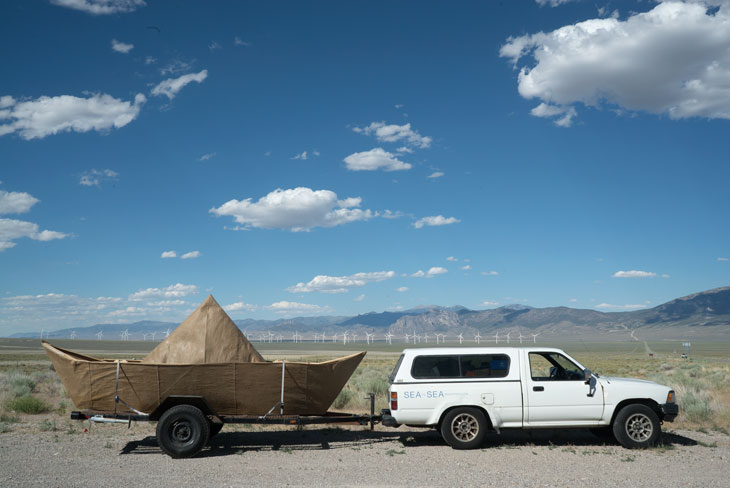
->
[440,407,487,449]
[612,404,660,449]
[156,405,210,458]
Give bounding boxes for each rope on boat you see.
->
[260,360,286,418]
[113,360,147,417]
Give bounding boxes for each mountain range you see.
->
[11,285,730,342]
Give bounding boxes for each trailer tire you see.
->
[612,403,661,449]
[440,407,487,449]
[156,405,210,458]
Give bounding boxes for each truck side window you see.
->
[412,356,460,378]
[411,354,510,379]
[529,352,584,381]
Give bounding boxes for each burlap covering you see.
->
[43,295,365,415]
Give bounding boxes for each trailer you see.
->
[71,393,382,458]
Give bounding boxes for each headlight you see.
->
[667,390,675,403]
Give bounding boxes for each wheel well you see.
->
[437,405,493,431]
[610,399,662,425]
[149,396,218,421]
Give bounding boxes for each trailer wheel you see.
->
[156,405,210,458]
[440,407,487,449]
[612,404,660,449]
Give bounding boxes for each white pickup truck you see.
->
[383,347,678,449]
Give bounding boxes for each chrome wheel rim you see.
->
[451,413,479,442]
[625,413,653,442]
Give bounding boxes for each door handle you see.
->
[533,386,544,392]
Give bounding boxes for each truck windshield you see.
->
[389,354,405,384]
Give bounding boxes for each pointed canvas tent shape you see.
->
[142,295,265,364]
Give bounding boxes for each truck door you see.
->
[524,351,603,424]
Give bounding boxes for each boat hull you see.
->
[43,342,365,416]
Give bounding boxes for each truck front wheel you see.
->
[612,404,661,449]
[156,405,210,458]
[440,407,488,449]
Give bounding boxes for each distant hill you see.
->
[9,285,730,341]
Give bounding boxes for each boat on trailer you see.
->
[44,295,372,457]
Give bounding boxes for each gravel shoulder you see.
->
[1,421,728,487]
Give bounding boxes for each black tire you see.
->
[440,407,488,449]
[612,404,661,449]
[208,420,223,438]
[156,405,210,458]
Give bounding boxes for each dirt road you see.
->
[1,422,727,487]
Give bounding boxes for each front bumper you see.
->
[661,402,679,422]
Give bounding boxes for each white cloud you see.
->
[79,168,118,187]
[234,37,251,47]
[288,271,395,294]
[210,187,375,232]
[0,93,145,140]
[129,283,198,300]
[535,0,575,6]
[0,191,39,214]
[427,171,444,179]
[0,96,15,108]
[180,251,200,260]
[501,1,730,124]
[144,56,156,65]
[413,215,460,229]
[208,41,222,51]
[160,250,177,258]
[199,152,216,161]
[354,294,366,302]
[718,257,729,262]
[569,298,578,303]
[151,70,208,100]
[412,267,448,278]
[530,103,577,127]
[461,265,471,270]
[396,146,413,153]
[596,303,650,310]
[225,301,257,312]
[160,60,193,76]
[481,271,499,276]
[612,270,657,278]
[661,273,671,279]
[0,219,68,250]
[343,148,411,172]
[482,300,500,307]
[446,256,458,262]
[265,301,327,314]
[111,39,133,53]
[353,121,431,148]
[292,151,308,160]
[51,0,146,15]
[397,287,409,292]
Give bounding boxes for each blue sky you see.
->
[1,0,729,335]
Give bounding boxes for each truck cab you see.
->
[385,347,677,449]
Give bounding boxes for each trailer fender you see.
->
[149,395,219,421]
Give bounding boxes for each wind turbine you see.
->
[518,332,523,344]
[40,328,45,340]
[494,332,499,344]
[385,333,393,345]
[332,333,338,343]
[70,331,76,340]
[458,333,464,345]
[276,334,282,343]
[413,334,419,345]
[123,329,129,341]
[423,333,430,344]
[96,330,103,341]
[365,332,374,344]
[268,331,275,343]
[474,332,481,345]
[404,333,411,343]
[164,328,171,338]
[342,331,349,344]
[351,333,358,343]
[532,333,540,344]
[151,331,157,341]
[293,331,301,343]
[505,332,511,344]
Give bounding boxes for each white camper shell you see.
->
[384,347,677,449]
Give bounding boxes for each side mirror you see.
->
[583,368,592,381]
